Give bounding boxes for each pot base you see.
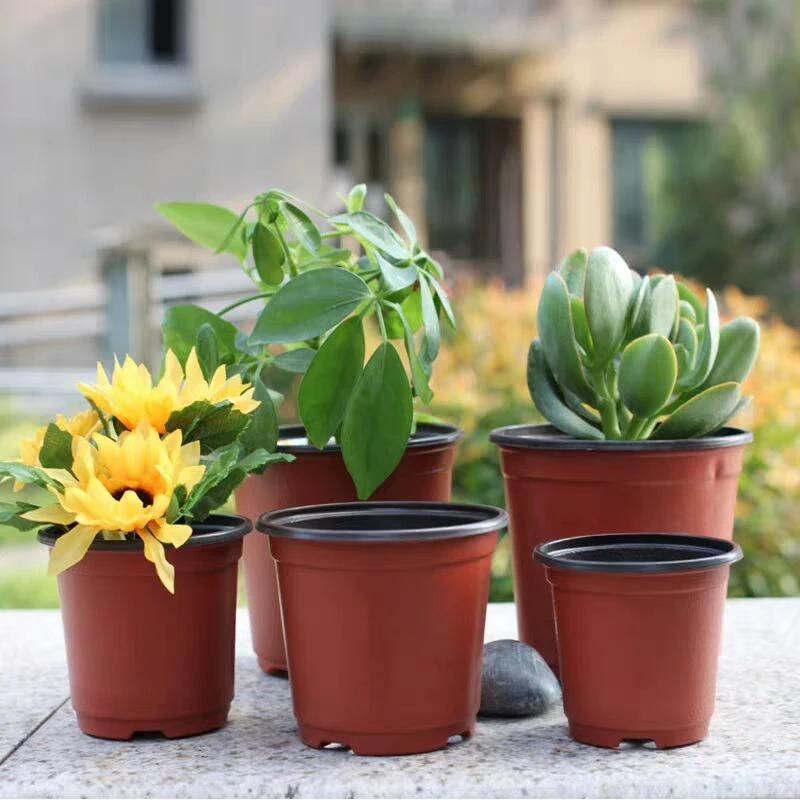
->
[257,655,289,677]
[299,721,475,757]
[77,707,230,740]
[569,721,708,750]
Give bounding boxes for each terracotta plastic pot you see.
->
[38,514,250,740]
[257,501,507,756]
[489,424,751,670]
[535,533,742,749]
[236,422,461,674]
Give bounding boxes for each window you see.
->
[98,0,185,65]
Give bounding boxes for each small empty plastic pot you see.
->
[535,533,742,749]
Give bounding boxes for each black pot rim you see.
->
[256,501,508,542]
[36,513,252,551]
[534,533,743,573]
[275,422,462,454]
[489,423,753,452]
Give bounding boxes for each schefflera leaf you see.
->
[527,339,603,440]
[618,334,677,418]
[653,382,742,439]
[584,246,635,366]
[537,273,594,404]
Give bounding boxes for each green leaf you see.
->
[570,296,593,356]
[679,300,697,324]
[653,382,742,440]
[537,273,594,404]
[155,202,247,262]
[649,275,679,338]
[283,202,322,253]
[675,317,698,368]
[376,253,417,292]
[700,317,760,389]
[251,223,285,285]
[584,246,635,366]
[557,248,588,296]
[38,424,74,471]
[195,323,219,380]
[384,289,422,339]
[618,334,678,418]
[628,275,651,338]
[384,193,418,243]
[392,304,433,405]
[679,289,720,389]
[300,246,353,269]
[677,281,704,321]
[249,268,372,344]
[238,377,279,458]
[299,317,365,449]
[165,401,250,454]
[526,340,603,440]
[272,348,316,373]
[0,462,64,490]
[0,501,41,532]
[429,276,455,329]
[341,343,414,499]
[419,276,441,366]
[162,305,239,366]
[332,211,409,260]
[347,184,367,213]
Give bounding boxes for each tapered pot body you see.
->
[258,502,506,756]
[38,515,250,740]
[236,423,461,674]
[490,424,751,670]
[536,533,742,748]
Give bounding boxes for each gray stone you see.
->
[479,638,562,717]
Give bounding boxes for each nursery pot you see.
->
[256,501,507,756]
[38,514,250,740]
[236,422,461,674]
[535,533,742,749]
[489,424,751,670]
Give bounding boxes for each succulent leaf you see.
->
[649,275,679,339]
[680,288,720,389]
[675,317,698,367]
[570,296,593,356]
[558,248,589,296]
[527,340,603,440]
[700,317,760,389]
[679,300,697,324]
[619,334,678,418]
[653,382,741,439]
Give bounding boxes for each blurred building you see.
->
[0,0,706,390]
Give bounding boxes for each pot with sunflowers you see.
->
[0,350,290,740]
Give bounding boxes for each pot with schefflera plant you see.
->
[0,351,290,739]
[156,184,461,674]
[490,246,760,671]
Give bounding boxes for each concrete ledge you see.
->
[1,600,798,798]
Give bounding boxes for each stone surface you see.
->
[1,600,799,798]
[480,639,561,717]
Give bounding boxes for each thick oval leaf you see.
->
[249,268,371,344]
[584,246,635,366]
[272,348,316,373]
[675,317,698,368]
[653,382,742,440]
[557,248,588,296]
[649,275,679,339]
[283,202,322,253]
[419,276,440,365]
[251,223,285,285]
[238,377,279,457]
[196,323,219,380]
[341,343,414,498]
[527,339,604,440]
[570,296,593,356]
[155,202,247,262]
[679,299,697,324]
[679,289,720,389]
[333,211,409,260]
[537,273,594,403]
[619,334,677,418]
[677,281,704,320]
[628,275,650,339]
[384,193,418,243]
[347,184,367,213]
[299,317,365,449]
[162,305,239,366]
[700,317,760,389]
[376,252,417,292]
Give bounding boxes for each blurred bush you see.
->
[430,278,800,601]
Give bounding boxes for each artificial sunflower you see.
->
[23,424,205,593]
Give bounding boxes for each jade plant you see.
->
[155,185,452,498]
[529,246,760,440]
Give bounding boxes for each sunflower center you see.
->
[113,487,154,507]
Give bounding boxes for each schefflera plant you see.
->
[529,246,760,440]
[156,185,453,499]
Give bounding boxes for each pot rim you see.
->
[256,501,508,542]
[275,422,462,454]
[534,533,743,573]
[489,423,753,452]
[36,513,252,551]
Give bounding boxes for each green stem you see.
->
[624,416,648,440]
[592,369,621,439]
[375,304,388,341]
[217,292,274,317]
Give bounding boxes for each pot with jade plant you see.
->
[490,246,759,670]
[535,533,742,748]
[0,352,289,739]
[257,501,507,756]
[156,184,460,673]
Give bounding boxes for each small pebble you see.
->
[479,639,562,717]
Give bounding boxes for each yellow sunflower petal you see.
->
[153,522,193,548]
[139,528,175,593]
[22,504,75,525]
[47,524,99,576]
[161,350,184,387]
